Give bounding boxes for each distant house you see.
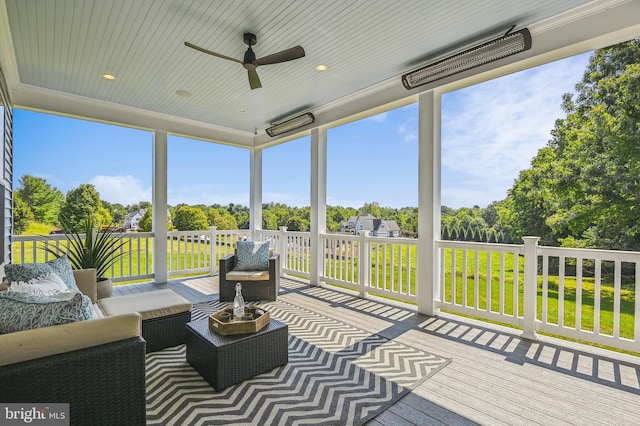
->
[339,214,400,237]
[124,210,144,230]
[124,208,172,231]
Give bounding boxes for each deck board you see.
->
[113,275,640,425]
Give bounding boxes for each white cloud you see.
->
[440,53,591,208]
[365,111,388,123]
[90,175,152,206]
[396,119,418,143]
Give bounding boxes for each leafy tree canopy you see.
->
[173,205,209,231]
[16,175,64,225]
[58,184,101,233]
[504,39,640,250]
[13,192,33,234]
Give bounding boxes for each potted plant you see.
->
[45,216,128,299]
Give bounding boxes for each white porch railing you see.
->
[436,238,640,353]
[12,229,640,352]
[320,231,417,303]
[13,232,154,283]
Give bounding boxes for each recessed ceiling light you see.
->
[315,65,328,71]
[238,108,247,113]
[175,90,192,97]
[102,74,116,80]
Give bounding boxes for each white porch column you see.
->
[417,91,441,315]
[521,236,540,340]
[310,127,327,286]
[152,130,168,284]
[249,148,263,240]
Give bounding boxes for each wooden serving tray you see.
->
[208,306,270,335]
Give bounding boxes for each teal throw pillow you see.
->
[4,255,79,292]
[0,291,98,334]
[235,240,270,271]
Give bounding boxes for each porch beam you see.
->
[152,130,168,284]
[310,127,327,286]
[417,91,441,315]
[249,148,263,239]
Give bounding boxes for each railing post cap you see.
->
[279,226,288,231]
[522,236,540,243]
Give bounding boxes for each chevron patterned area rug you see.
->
[146,299,450,426]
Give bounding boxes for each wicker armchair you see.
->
[219,252,280,302]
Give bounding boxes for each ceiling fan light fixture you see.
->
[402,28,531,90]
[266,113,315,137]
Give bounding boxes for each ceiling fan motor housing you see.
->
[243,33,257,46]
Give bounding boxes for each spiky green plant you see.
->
[45,216,127,280]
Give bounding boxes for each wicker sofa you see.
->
[0,269,147,426]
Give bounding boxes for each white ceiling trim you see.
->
[13,83,255,147]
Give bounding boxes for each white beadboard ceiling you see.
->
[1,0,637,146]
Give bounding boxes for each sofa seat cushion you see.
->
[0,312,142,366]
[98,289,191,321]
[226,270,271,281]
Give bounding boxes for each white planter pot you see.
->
[97,277,113,299]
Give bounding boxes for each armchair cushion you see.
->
[226,270,270,281]
[235,240,270,271]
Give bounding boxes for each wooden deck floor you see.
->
[115,275,640,425]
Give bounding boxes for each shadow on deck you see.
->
[114,274,640,425]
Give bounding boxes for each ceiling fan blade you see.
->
[184,41,243,64]
[255,46,305,66]
[248,69,262,90]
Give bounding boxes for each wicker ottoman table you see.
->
[186,318,288,391]
[98,289,192,352]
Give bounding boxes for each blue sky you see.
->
[13,51,591,210]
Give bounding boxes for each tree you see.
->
[216,212,238,230]
[173,205,209,231]
[503,40,640,250]
[136,208,173,231]
[358,202,382,218]
[103,201,127,225]
[286,215,308,232]
[58,184,101,233]
[138,209,152,232]
[262,210,278,230]
[13,192,33,234]
[15,175,64,225]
